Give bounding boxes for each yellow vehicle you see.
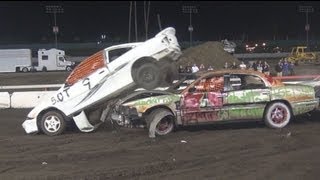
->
[285,46,319,65]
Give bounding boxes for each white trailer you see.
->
[29,49,75,72]
[0,49,32,72]
[0,48,76,73]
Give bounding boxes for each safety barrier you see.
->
[0,84,61,109]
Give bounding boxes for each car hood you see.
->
[122,94,181,113]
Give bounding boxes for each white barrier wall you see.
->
[0,92,10,109]
[11,91,55,108]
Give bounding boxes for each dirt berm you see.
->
[177,41,238,69]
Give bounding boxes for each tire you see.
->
[134,62,161,90]
[42,67,47,72]
[40,111,66,136]
[22,67,28,73]
[147,108,175,136]
[159,59,178,86]
[66,66,72,72]
[264,102,291,129]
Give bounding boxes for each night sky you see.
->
[1,1,320,44]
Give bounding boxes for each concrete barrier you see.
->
[0,92,10,109]
[11,91,55,108]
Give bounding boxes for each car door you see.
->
[223,74,271,120]
[180,75,225,124]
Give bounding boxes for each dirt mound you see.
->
[177,41,239,70]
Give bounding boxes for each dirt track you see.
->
[0,63,320,179]
[1,109,320,179]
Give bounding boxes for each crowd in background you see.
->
[178,59,295,77]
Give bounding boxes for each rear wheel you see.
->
[22,67,28,73]
[134,62,161,90]
[264,102,291,129]
[40,111,66,136]
[42,66,47,72]
[147,108,175,136]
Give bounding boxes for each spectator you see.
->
[207,65,214,71]
[199,63,206,71]
[262,61,270,75]
[185,63,192,73]
[289,62,295,76]
[257,62,263,73]
[231,61,238,69]
[275,61,283,76]
[251,61,258,71]
[282,59,289,76]
[239,61,247,70]
[178,65,185,73]
[192,64,199,73]
[224,62,229,69]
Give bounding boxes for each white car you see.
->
[22,27,181,136]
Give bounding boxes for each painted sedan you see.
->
[111,69,319,137]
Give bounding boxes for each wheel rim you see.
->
[270,106,288,124]
[44,115,61,133]
[155,115,174,135]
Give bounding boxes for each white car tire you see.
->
[264,102,291,129]
[135,62,161,90]
[40,111,66,136]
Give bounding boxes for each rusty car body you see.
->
[111,69,319,137]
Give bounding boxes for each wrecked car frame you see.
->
[22,27,181,136]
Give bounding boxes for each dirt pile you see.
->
[177,41,239,70]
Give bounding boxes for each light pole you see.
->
[46,5,64,49]
[182,5,198,47]
[299,5,313,49]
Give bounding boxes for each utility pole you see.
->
[157,14,162,31]
[128,1,132,43]
[134,1,138,42]
[45,5,64,49]
[144,1,151,40]
[182,5,198,47]
[299,5,314,49]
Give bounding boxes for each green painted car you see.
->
[110,69,319,137]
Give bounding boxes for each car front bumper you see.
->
[22,118,39,134]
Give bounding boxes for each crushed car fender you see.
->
[73,111,101,132]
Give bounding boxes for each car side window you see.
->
[240,75,266,89]
[108,47,132,63]
[194,76,224,93]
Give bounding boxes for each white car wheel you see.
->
[135,63,161,90]
[264,102,291,129]
[40,111,66,136]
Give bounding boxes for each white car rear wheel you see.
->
[135,62,161,90]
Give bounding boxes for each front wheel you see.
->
[147,108,175,137]
[134,62,161,90]
[66,66,72,71]
[40,111,66,136]
[264,102,291,129]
